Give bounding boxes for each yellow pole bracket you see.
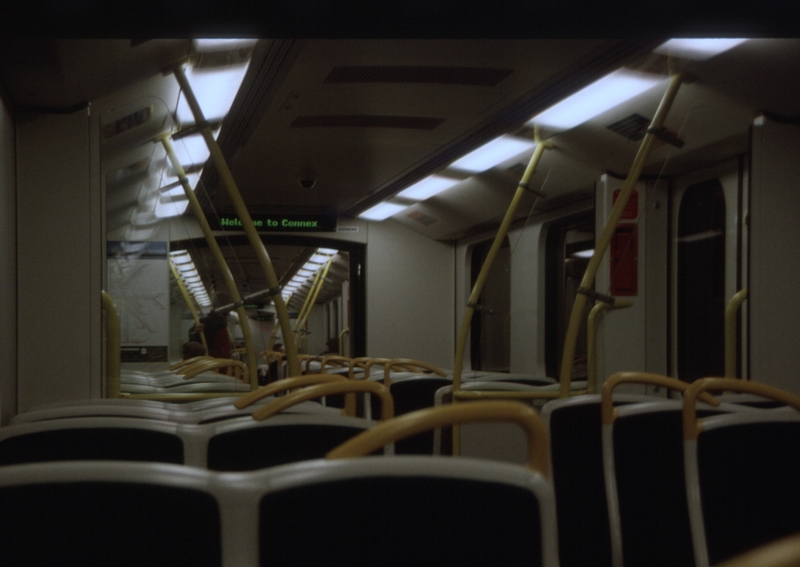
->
[725,288,748,378]
[559,71,685,397]
[601,371,720,426]
[683,377,800,440]
[327,401,549,476]
[252,380,394,421]
[157,133,259,390]
[101,291,121,399]
[171,65,302,379]
[234,373,347,409]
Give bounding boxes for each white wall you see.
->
[365,219,455,370]
[0,90,16,424]
[16,109,103,412]
[750,117,800,394]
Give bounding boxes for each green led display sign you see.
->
[212,214,336,232]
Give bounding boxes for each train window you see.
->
[470,237,510,372]
[677,179,726,381]
[545,213,595,380]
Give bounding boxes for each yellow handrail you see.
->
[252,380,394,421]
[295,258,334,337]
[169,355,215,372]
[157,134,258,391]
[172,65,301,379]
[234,373,347,409]
[601,371,720,426]
[559,70,685,397]
[338,327,349,355]
[683,378,800,440]
[101,291,121,399]
[725,288,748,378]
[587,298,634,393]
[383,358,448,387]
[327,401,549,476]
[169,258,209,355]
[180,359,249,383]
[293,264,325,333]
[711,533,800,567]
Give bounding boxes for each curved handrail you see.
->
[587,299,633,393]
[234,374,347,409]
[101,291,121,399]
[711,533,800,567]
[338,327,349,355]
[327,401,549,476]
[321,355,352,371]
[601,372,720,425]
[181,359,249,384]
[683,378,800,440]
[725,288,748,378]
[252,380,394,421]
[169,356,214,372]
[383,358,448,387]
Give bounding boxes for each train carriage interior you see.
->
[0,30,799,566]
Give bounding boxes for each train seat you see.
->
[0,413,377,470]
[684,395,800,566]
[539,392,652,567]
[0,461,225,567]
[256,455,557,567]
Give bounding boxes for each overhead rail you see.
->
[587,298,634,394]
[157,133,258,389]
[169,258,209,355]
[172,65,302,378]
[101,291,121,399]
[450,128,552,456]
[725,288,748,378]
[559,69,685,397]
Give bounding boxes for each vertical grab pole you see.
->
[451,132,551,456]
[172,65,302,378]
[559,71,684,397]
[725,288,748,378]
[101,291,121,399]
[293,264,325,333]
[295,258,334,338]
[587,298,633,393]
[157,134,259,391]
[169,258,209,355]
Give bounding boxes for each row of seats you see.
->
[0,398,558,567]
[540,373,800,567]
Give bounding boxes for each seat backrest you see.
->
[604,400,747,567]
[205,414,376,471]
[0,462,225,567]
[540,393,652,567]
[254,456,558,567]
[686,409,800,567]
[0,417,188,466]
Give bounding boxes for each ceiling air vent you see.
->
[290,115,444,130]
[406,210,437,226]
[607,113,651,141]
[324,66,513,87]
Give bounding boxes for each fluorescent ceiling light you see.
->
[176,65,250,124]
[193,39,258,51]
[572,249,594,259]
[449,136,535,173]
[297,269,315,277]
[170,135,211,169]
[529,69,663,130]
[317,248,338,255]
[155,196,190,219]
[358,202,408,221]
[397,175,460,200]
[309,254,329,264]
[653,38,748,61]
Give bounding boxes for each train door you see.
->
[670,159,747,381]
[470,237,511,372]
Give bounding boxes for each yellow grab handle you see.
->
[182,359,249,383]
[321,355,353,370]
[170,356,214,372]
[327,401,549,476]
[711,533,800,567]
[234,374,347,409]
[601,372,720,425]
[725,288,748,378]
[383,358,448,386]
[252,380,394,421]
[683,378,800,440]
